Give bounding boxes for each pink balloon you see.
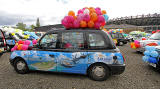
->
[95,7,101,11]
[94,22,101,29]
[21,45,28,51]
[11,48,15,52]
[32,39,37,45]
[134,40,139,44]
[78,9,83,14]
[68,16,74,23]
[77,14,84,22]
[73,20,80,28]
[95,9,102,15]
[14,45,18,49]
[98,15,105,23]
[24,40,31,45]
[83,14,90,22]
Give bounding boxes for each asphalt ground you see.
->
[0,44,160,89]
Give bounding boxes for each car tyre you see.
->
[14,59,29,74]
[88,63,110,81]
[118,42,124,46]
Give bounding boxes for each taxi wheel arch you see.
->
[87,62,111,81]
[13,57,29,74]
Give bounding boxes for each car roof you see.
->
[45,28,103,34]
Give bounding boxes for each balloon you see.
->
[32,39,37,45]
[134,40,139,44]
[21,45,28,51]
[24,40,31,45]
[97,15,105,23]
[17,44,23,50]
[94,22,101,29]
[68,10,75,17]
[80,21,87,28]
[88,21,94,28]
[102,10,107,14]
[90,13,98,22]
[95,9,102,15]
[148,57,157,63]
[144,51,150,56]
[103,14,109,21]
[95,7,101,11]
[78,9,83,14]
[150,51,159,57]
[83,9,90,14]
[83,14,90,22]
[142,56,149,62]
[18,40,24,44]
[11,48,15,52]
[14,45,18,50]
[101,22,106,26]
[73,20,80,28]
[77,14,84,22]
[11,33,15,36]
[89,7,95,14]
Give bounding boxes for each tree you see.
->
[36,18,40,27]
[31,24,36,30]
[16,22,27,31]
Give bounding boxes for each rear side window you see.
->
[88,33,107,49]
[61,32,85,50]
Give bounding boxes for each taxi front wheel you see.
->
[88,64,110,81]
[14,59,29,74]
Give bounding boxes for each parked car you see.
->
[0,29,7,54]
[136,32,160,53]
[3,32,16,51]
[10,29,125,81]
[110,33,128,46]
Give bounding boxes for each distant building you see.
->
[34,24,64,32]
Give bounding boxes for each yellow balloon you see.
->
[11,33,15,36]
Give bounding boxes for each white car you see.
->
[136,32,160,53]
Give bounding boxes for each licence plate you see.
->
[148,63,156,68]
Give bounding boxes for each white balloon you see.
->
[83,9,90,14]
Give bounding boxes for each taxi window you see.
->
[61,32,85,50]
[88,33,107,49]
[40,33,58,48]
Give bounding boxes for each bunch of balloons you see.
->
[11,39,38,52]
[108,29,124,34]
[130,40,140,49]
[142,46,159,63]
[2,27,39,40]
[61,7,109,29]
[24,31,39,40]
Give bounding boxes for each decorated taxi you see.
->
[9,7,125,81]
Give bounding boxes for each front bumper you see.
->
[108,64,125,75]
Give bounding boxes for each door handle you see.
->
[49,54,55,58]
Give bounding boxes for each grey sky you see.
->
[0,0,160,26]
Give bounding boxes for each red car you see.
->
[0,29,7,54]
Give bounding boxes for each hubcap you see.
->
[17,61,26,70]
[92,66,105,77]
[120,42,123,45]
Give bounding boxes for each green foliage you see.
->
[16,22,27,31]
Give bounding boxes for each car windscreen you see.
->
[149,33,160,40]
